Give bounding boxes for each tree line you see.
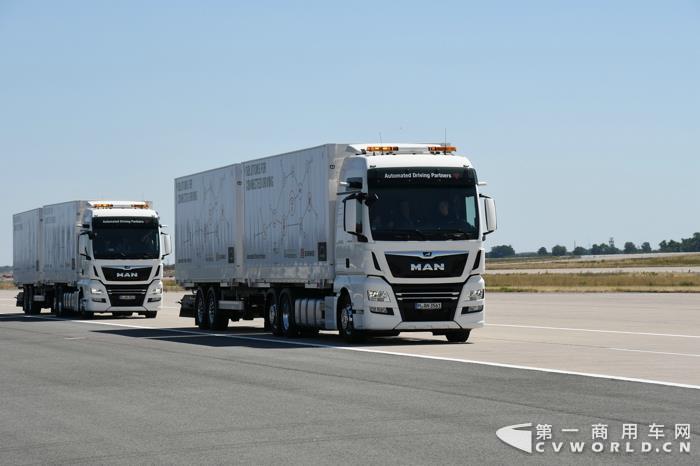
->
[488,232,700,258]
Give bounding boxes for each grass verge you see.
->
[485,272,700,292]
[487,254,700,270]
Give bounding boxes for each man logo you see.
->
[116,272,138,278]
[410,263,445,272]
[496,423,532,454]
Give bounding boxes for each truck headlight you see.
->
[367,289,390,302]
[151,283,163,295]
[90,287,103,295]
[468,289,484,300]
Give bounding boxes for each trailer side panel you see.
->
[12,209,43,286]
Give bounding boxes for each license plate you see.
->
[120,295,136,300]
[415,302,442,310]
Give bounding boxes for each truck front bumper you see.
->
[353,276,485,332]
[82,280,163,313]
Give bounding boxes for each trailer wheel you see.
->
[195,287,209,329]
[445,329,471,343]
[55,286,65,317]
[27,286,41,315]
[207,287,228,330]
[337,293,364,342]
[266,291,283,336]
[279,289,299,338]
[22,286,31,314]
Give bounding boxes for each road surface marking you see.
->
[487,324,700,339]
[608,347,700,358]
[22,315,700,390]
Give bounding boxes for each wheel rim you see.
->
[281,299,290,331]
[196,294,206,323]
[208,296,216,323]
[340,304,351,332]
[268,303,277,328]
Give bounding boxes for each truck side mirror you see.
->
[162,233,172,257]
[482,196,497,235]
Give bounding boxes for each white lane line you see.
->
[487,324,700,339]
[23,315,700,391]
[608,348,700,358]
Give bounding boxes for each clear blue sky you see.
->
[1,0,699,265]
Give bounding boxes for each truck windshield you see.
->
[92,217,160,259]
[367,167,479,241]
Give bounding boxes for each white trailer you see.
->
[176,143,497,342]
[13,209,44,313]
[13,200,172,318]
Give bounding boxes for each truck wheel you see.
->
[338,294,364,342]
[195,287,209,329]
[279,289,299,338]
[266,291,283,336]
[207,288,228,330]
[445,329,471,343]
[28,286,41,315]
[79,293,92,319]
[22,286,31,314]
[55,287,65,317]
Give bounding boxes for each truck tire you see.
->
[445,329,470,343]
[207,287,228,330]
[27,286,41,315]
[266,291,283,336]
[338,293,364,343]
[195,287,209,329]
[79,293,92,319]
[279,289,299,338]
[55,286,65,317]
[22,286,31,314]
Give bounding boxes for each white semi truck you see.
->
[13,200,172,318]
[176,143,497,341]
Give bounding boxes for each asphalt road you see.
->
[1,290,698,464]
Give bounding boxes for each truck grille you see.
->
[102,266,152,282]
[385,253,468,278]
[391,282,463,322]
[106,284,148,307]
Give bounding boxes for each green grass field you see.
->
[484,271,700,292]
